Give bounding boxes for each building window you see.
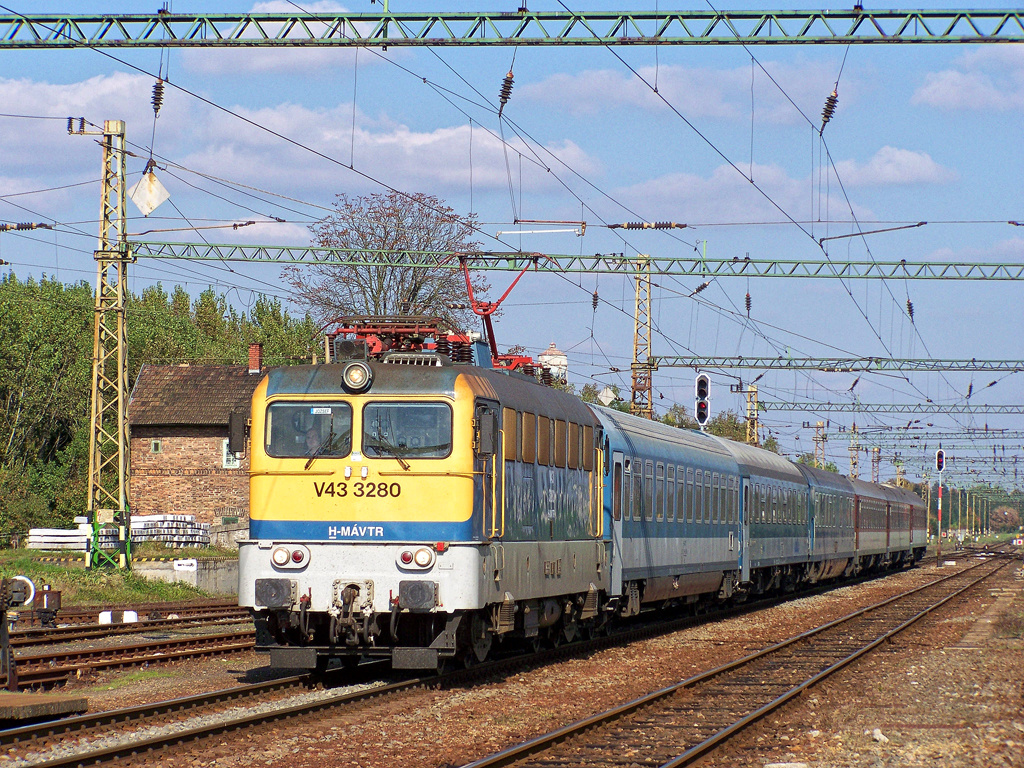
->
[222,439,241,469]
[150,439,162,454]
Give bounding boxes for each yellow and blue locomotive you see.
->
[239,339,926,670]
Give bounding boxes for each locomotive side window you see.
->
[554,420,567,468]
[502,407,518,460]
[537,416,550,466]
[265,401,352,458]
[568,422,580,469]
[363,402,452,458]
[582,425,594,471]
[523,413,536,463]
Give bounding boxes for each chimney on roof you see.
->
[248,343,263,375]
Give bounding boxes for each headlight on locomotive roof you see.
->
[341,361,373,393]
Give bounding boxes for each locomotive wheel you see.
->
[463,611,493,666]
[561,614,579,644]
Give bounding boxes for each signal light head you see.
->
[935,449,946,472]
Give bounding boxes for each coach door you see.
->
[610,451,625,593]
[476,400,502,538]
[739,477,750,583]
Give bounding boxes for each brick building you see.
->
[128,345,264,526]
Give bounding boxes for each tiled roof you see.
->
[129,364,263,426]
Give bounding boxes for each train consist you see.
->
[238,346,927,670]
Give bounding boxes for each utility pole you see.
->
[848,422,859,479]
[630,255,653,420]
[812,421,827,469]
[72,119,132,570]
[745,384,759,446]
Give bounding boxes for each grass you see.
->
[994,610,1024,639]
[0,549,215,606]
[84,668,176,691]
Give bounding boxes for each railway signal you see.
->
[695,374,710,429]
[935,448,945,472]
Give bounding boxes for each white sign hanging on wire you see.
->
[128,171,170,216]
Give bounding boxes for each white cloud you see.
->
[517,61,850,125]
[833,146,956,186]
[912,47,1024,111]
[179,102,598,198]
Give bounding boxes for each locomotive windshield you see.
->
[265,402,352,458]
[363,402,452,459]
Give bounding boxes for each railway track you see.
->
[9,609,251,649]
[12,599,241,628]
[462,553,1012,768]
[0,555,999,767]
[3,629,256,690]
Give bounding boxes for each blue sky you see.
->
[1,1,1022,487]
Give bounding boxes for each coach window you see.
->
[694,470,703,524]
[655,463,665,522]
[676,469,686,524]
[632,459,643,521]
[704,472,712,523]
[644,460,654,522]
[686,468,695,523]
[568,422,580,469]
[760,485,767,523]
[537,416,550,466]
[502,408,518,461]
[710,472,719,524]
[613,459,623,522]
[666,466,676,523]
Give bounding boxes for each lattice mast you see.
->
[75,119,132,569]
[630,256,654,419]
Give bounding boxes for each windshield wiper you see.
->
[305,415,335,470]
[372,434,410,471]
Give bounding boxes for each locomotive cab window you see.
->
[362,402,452,459]
[265,401,352,458]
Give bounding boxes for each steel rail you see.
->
[2,562,930,765]
[460,555,1008,768]
[10,611,252,648]
[1,10,1022,48]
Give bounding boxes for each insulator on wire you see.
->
[498,70,514,116]
[906,299,914,322]
[745,292,752,316]
[152,78,166,117]
[592,291,599,311]
[612,221,684,230]
[967,382,974,399]
[66,117,73,134]
[692,282,709,295]
[819,89,838,134]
